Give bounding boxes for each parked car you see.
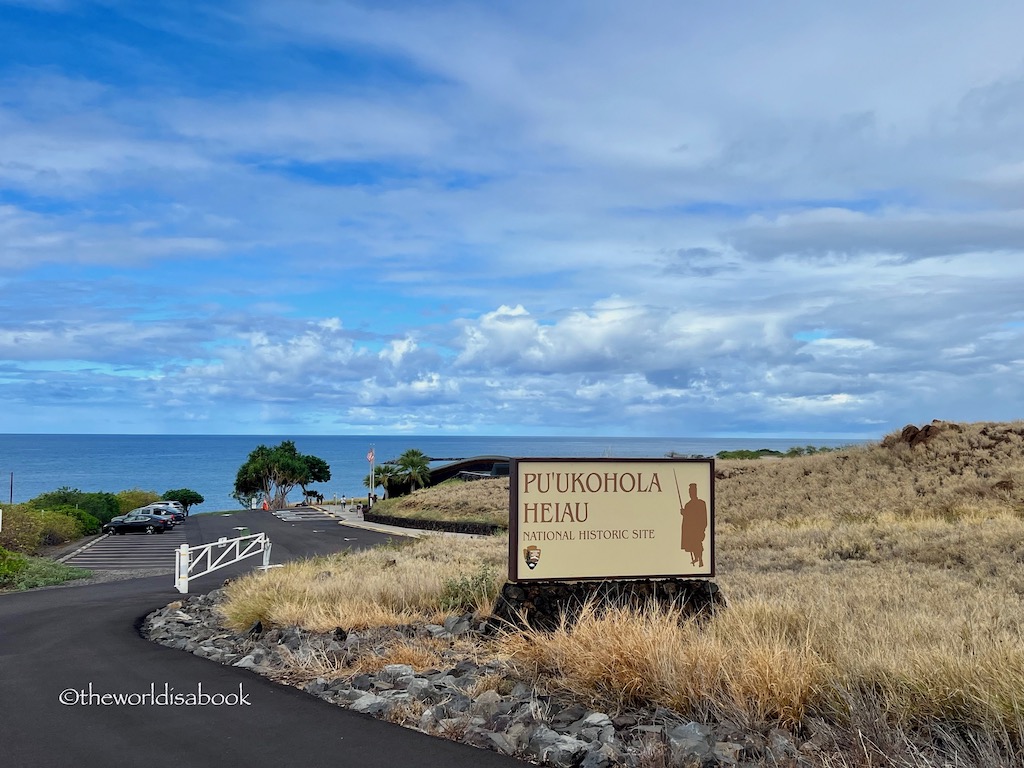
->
[103,511,173,535]
[140,503,185,523]
[150,500,186,516]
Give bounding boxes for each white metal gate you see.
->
[174,532,272,594]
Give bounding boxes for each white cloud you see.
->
[729,208,1024,262]
[4,1,1024,435]
[379,337,417,366]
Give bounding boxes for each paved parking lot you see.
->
[272,505,343,522]
[59,526,189,571]
[53,504,425,576]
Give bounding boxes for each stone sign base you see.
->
[492,578,725,631]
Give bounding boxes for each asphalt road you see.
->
[0,510,524,768]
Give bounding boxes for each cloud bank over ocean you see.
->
[2,1,1022,436]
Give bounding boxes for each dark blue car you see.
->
[102,511,173,535]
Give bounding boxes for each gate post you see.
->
[175,543,190,594]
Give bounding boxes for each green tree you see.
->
[396,448,431,491]
[162,488,205,514]
[233,441,331,510]
[375,463,400,498]
[297,455,330,496]
[231,488,259,510]
[363,463,399,497]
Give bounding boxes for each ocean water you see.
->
[0,434,866,512]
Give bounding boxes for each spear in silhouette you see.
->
[673,468,686,554]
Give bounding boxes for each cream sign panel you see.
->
[509,458,714,581]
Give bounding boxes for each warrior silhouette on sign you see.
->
[674,474,708,568]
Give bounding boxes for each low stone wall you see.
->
[493,578,725,631]
[362,511,505,537]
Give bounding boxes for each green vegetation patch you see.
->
[717,445,843,460]
[0,546,28,581]
[0,547,91,591]
[438,564,501,612]
[716,448,785,460]
[29,487,121,523]
[0,504,83,553]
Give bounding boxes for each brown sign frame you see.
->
[508,457,715,581]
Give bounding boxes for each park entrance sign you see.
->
[508,458,714,581]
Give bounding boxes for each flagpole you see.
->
[369,444,375,508]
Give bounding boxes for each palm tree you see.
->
[363,463,400,498]
[375,463,400,498]
[396,448,431,491]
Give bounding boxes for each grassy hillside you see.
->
[221,420,1024,766]
[370,476,510,527]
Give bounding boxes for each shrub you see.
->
[2,494,107,552]
[50,505,102,535]
[33,510,81,547]
[0,546,28,584]
[28,488,120,523]
[6,557,90,590]
[716,448,784,460]
[116,488,162,515]
[77,492,121,523]
[438,565,501,612]
[29,487,83,508]
[0,505,45,553]
[715,446,843,460]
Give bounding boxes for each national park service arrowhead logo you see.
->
[523,545,541,570]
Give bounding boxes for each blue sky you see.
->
[2,0,1023,438]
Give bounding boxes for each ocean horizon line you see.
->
[0,431,882,440]
[0,433,874,508]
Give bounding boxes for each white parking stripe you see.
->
[273,507,340,522]
[61,529,189,571]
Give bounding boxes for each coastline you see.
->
[0,433,865,509]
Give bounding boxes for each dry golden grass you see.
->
[381,697,428,727]
[220,535,507,632]
[372,477,509,527]
[220,420,1024,763]
[702,420,1024,747]
[502,599,827,726]
[348,639,448,676]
